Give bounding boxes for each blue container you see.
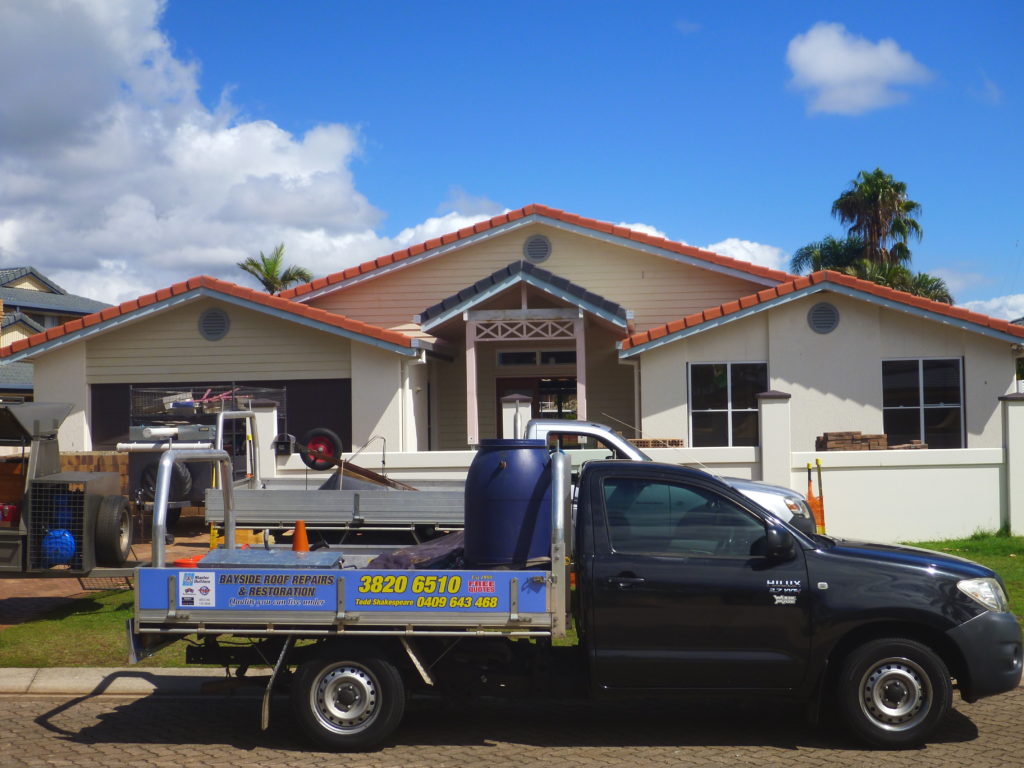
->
[464,439,552,567]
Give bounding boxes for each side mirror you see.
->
[763,525,796,562]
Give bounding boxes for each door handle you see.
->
[608,576,646,588]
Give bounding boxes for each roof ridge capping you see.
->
[621,269,1024,352]
[278,204,800,300]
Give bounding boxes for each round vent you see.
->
[523,234,552,263]
[807,302,840,334]
[198,308,230,341]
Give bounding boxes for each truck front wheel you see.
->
[292,653,405,751]
[837,637,952,748]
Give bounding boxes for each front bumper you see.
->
[946,610,1022,702]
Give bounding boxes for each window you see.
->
[689,363,767,447]
[882,358,964,448]
[602,476,765,557]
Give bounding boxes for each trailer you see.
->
[0,402,134,577]
[130,441,1022,752]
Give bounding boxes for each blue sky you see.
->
[1,1,1021,317]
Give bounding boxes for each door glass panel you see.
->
[602,477,764,557]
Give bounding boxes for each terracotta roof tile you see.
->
[622,270,1024,352]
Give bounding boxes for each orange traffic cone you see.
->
[292,520,309,552]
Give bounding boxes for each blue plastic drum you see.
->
[463,439,552,567]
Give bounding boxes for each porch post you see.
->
[466,319,478,446]
[575,313,587,420]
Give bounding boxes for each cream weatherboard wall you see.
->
[309,225,767,336]
[85,299,352,383]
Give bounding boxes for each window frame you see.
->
[881,356,965,449]
[687,361,768,447]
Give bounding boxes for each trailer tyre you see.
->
[292,653,405,751]
[94,495,133,566]
[837,637,951,748]
[300,428,343,471]
[140,460,193,502]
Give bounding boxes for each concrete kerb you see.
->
[0,667,271,696]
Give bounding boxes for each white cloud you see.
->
[786,22,932,115]
[931,267,988,296]
[0,0,456,304]
[704,238,788,273]
[674,20,702,35]
[973,71,1003,105]
[961,295,1024,322]
[617,222,669,240]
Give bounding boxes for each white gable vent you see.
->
[523,234,552,263]
[807,302,840,334]
[198,308,230,341]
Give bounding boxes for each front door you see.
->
[583,467,811,691]
[495,377,577,438]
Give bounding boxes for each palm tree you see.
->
[790,234,864,274]
[848,261,953,304]
[831,168,922,265]
[237,244,313,294]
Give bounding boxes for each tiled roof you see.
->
[621,270,1024,353]
[279,203,797,301]
[416,260,628,326]
[1,312,45,334]
[0,275,413,362]
[0,361,33,390]
[0,267,62,292]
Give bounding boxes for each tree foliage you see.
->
[237,243,313,294]
[831,167,922,265]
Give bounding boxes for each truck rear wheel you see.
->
[292,653,405,751]
[837,637,951,748]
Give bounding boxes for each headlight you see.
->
[784,498,810,518]
[957,578,1009,613]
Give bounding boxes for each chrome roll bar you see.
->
[151,448,234,568]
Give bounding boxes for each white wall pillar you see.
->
[757,390,792,487]
[465,320,478,446]
[351,343,403,450]
[1000,393,1024,534]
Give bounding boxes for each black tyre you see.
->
[94,495,133,566]
[140,460,193,502]
[300,428,343,471]
[837,637,952,748]
[291,653,405,751]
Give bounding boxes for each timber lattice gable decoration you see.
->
[473,318,577,341]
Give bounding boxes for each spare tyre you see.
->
[300,428,343,471]
[140,460,193,502]
[94,495,133,567]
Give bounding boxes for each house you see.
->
[1,204,1022,541]
[0,267,109,399]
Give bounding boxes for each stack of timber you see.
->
[815,432,888,451]
[60,451,129,496]
[630,438,686,448]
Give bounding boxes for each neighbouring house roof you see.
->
[415,260,629,331]
[619,270,1024,357]
[1013,316,1023,326]
[0,275,419,364]
[0,361,33,391]
[0,266,109,316]
[279,203,797,303]
[1,312,45,334]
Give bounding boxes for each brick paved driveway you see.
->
[1,688,1021,768]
